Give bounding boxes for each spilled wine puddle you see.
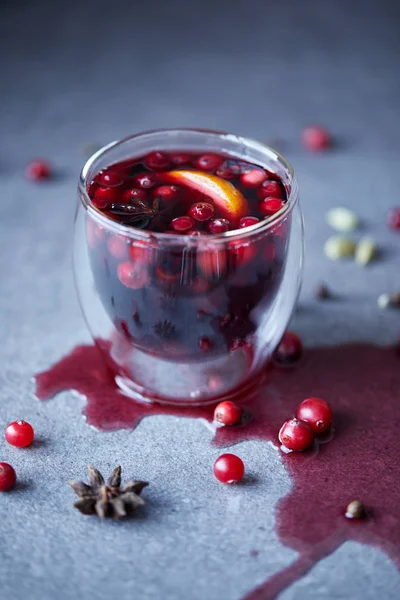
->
[35,343,400,599]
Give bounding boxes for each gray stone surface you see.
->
[0,0,399,598]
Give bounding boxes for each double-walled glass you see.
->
[74,129,304,405]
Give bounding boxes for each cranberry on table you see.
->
[257,180,283,199]
[193,153,224,171]
[239,216,260,228]
[278,418,314,451]
[296,397,332,433]
[5,420,35,448]
[0,463,16,491]
[144,151,171,171]
[387,207,400,231]
[25,159,51,181]
[188,202,215,222]
[301,125,332,152]
[214,453,245,483]
[259,197,285,216]
[214,401,242,426]
[171,216,194,233]
[240,169,267,188]
[132,172,158,189]
[274,331,303,365]
[208,218,230,234]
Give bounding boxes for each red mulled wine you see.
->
[86,151,289,363]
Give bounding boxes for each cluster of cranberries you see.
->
[0,420,35,491]
[87,150,288,235]
[279,397,333,452]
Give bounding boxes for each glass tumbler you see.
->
[74,129,304,405]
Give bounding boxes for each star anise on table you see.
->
[68,465,148,520]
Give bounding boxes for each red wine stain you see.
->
[35,343,400,598]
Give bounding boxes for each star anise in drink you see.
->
[68,465,148,520]
[108,196,160,228]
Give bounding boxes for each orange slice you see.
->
[165,170,248,222]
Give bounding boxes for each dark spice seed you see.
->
[390,292,400,307]
[314,283,331,300]
[345,500,366,519]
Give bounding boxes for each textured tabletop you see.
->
[1,1,400,599]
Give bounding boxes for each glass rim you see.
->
[78,127,299,244]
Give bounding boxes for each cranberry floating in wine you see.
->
[74,129,304,404]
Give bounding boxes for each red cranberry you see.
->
[191,277,210,293]
[93,186,121,207]
[107,235,128,259]
[263,242,276,262]
[122,188,148,203]
[144,151,171,171]
[171,152,192,166]
[240,169,267,188]
[129,242,153,266]
[275,332,303,364]
[214,453,245,483]
[155,265,180,284]
[117,261,149,289]
[301,125,332,152]
[229,338,247,352]
[257,180,283,199]
[197,247,227,279]
[0,462,16,491]
[86,220,105,249]
[208,218,230,234]
[5,420,34,447]
[214,401,241,426]
[219,313,233,327]
[153,185,180,202]
[239,216,259,228]
[99,170,123,187]
[193,153,224,171]
[216,166,235,180]
[198,336,213,352]
[387,207,400,231]
[171,216,194,233]
[132,172,158,189]
[25,159,51,181]
[274,331,303,365]
[259,197,285,216]
[188,202,215,222]
[296,397,332,434]
[208,375,223,392]
[279,418,314,451]
[229,240,258,267]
